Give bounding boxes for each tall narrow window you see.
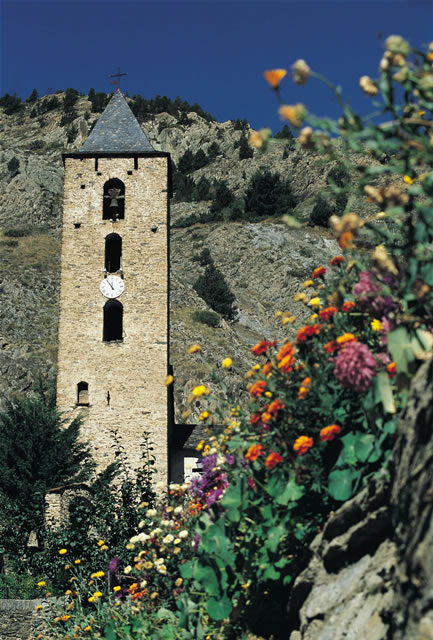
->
[105,233,122,272]
[77,381,89,405]
[103,178,125,220]
[103,300,123,341]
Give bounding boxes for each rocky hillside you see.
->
[0,91,371,420]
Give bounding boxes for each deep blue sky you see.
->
[1,0,432,133]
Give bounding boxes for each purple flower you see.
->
[225,454,235,465]
[193,533,200,552]
[334,342,377,393]
[109,556,119,573]
[189,454,228,510]
[353,271,395,316]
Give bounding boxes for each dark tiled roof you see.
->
[79,91,155,153]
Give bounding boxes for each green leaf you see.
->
[265,470,287,499]
[103,624,117,640]
[275,474,304,505]
[265,523,287,553]
[206,594,232,620]
[338,432,358,465]
[354,433,375,463]
[263,564,280,580]
[387,327,416,376]
[194,564,220,597]
[179,560,193,580]
[376,371,396,414]
[328,468,359,501]
[221,479,242,522]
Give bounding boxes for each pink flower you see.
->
[353,271,395,316]
[334,342,377,393]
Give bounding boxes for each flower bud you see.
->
[292,59,310,85]
[359,76,379,96]
[385,35,410,57]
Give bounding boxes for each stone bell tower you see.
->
[57,91,171,483]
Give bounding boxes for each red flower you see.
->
[293,436,313,456]
[312,266,327,279]
[251,340,277,356]
[387,362,397,378]
[330,255,344,266]
[319,306,338,321]
[320,424,341,441]
[265,452,283,469]
[249,380,267,397]
[297,324,321,342]
[250,412,262,424]
[342,301,356,312]
[268,399,284,415]
[324,340,338,354]
[245,444,264,461]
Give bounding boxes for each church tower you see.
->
[57,91,171,483]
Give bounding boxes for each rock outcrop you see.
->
[288,357,433,640]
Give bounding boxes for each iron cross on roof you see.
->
[110,66,128,90]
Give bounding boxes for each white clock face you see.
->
[100,275,125,299]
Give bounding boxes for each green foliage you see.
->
[7,157,19,174]
[192,310,221,327]
[130,93,216,123]
[29,139,45,150]
[207,141,221,160]
[193,149,209,170]
[44,95,60,112]
[232,118,249,131]
[274,124,294,140]
[0,93,23,115]
[0,382,95,559]
[244,168,296,219]
[209,181,235,216]
[66,124,78,143]
[0,573,39,599]
[26,88,39,103]
[89,91,109,113]
[63,87,79,111]
[239,134,254,160]
[310,194,335,227]
[193,250,235,319]
[4,226,33,237]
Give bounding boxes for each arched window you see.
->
[103,178,125,220]
[105,233,122,273]
[103,299,123,342]
[77,381,89,405]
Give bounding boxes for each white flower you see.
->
[174,506,183,515]
[169,483,180,491]
[161,519,171,527]
[150,528,161,536]
[137,533,150,543]
[123,565,132,574]
[138,520,145,529]
[146,509,157,518]
[179,530,189,539]
[129,535,138,544]
[163,534,174,544]
[181,483,189,491]
[156,565,167,575]
[174,538,181,545]
[154,558,164,566]
[140,580,147,589]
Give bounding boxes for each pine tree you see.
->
[239,134,254,160]
[26,88,39,103]
[193,250,235,319]
[244,169,296,219]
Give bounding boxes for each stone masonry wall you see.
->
[57,156,170,483]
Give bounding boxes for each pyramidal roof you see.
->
[79,90,155,154]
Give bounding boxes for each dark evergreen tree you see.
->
[63,87,79,111]
[0,384,95,555]
[310,194,335,227]
[178,149,195,173]
[7,157,19,175]
[195,176,211,201]
[274,124,294,140]
[207,142,221,160]
[244,169,296,219]
[0,93,23,115]
[26,88,39,103]
[193,149,208,170]
[193,251,236,319]
[239,134,254,160]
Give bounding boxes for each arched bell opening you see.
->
[103,299,123,342]
[105,233,122,273]
[103,178,125,220]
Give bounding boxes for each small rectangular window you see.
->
[74,223,81,229]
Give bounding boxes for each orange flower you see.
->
[330,255,344,266]
[342,301,356,312]
[249,380,267,397]
[279,104,306,127]
[251,340,277,356]
[276,341,295,373]
[336,333,357,347]
[245,444,264,461]
[319,306,338,321]
[262,362,272,375]
[320,424,341,441]
[324,340,338,354]
[293,436,313,455]
[296,324,321,342]
[312,266,327,279]
[268,399,284,415]
[61,615,71,622]
[262,411,272,423]
[387,362,397,378]
[265,452,283,469]
[338,231,353,249]
[298,386,309,399]
[250,412,262,424]
[264,69,287,89]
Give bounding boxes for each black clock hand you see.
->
[107,278,114,289]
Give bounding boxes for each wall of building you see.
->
[57,156,169,483]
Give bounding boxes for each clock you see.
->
[100,275,125,299]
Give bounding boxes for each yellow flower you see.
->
[403,175,415,185]
[303,279,314,288]
[192,385,206,396]
[196,440,205,451]
[371,319,383,331]
[199,411,209,421]
[222,357,232,369]
[59,548,67,555]
[274,310,282,317]
[37,580,46,587]
[61,614,71,621]
[264,391,273,398]
[144,561,153,569]
[310,314,318,320]
[188,344,201,354]
[88,596,94,603]
[97,540,105,547]
[113,586,121,592]
[264,68,287,89]
[100,545,109,551]
[90,571,105,578]
[84,627,92,632]
[310,297,321,307]
[175,577,183,587]
[294,292,306,302]
[125,543,135,550]
[150,591,159,600]
[35,604,43,611]
[164,375,174,386]
[74,559,81,565]
[359,75,379,96]
[278,104,306,128]
[242,581,251,590]
[93,591,103,598]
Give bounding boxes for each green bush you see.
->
[26,88,39,104]
[239,134,254,160]
[0,93,23,115]
[244,168,296,219]
[29,140,45,150]
[193,250,236,319]
[4,226,33,237]
[0,573,39,600]
[192,310,220,327]
[310,194,335,227]
[7,157,19,174]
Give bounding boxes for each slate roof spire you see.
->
[79,90,155,153]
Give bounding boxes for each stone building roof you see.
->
[79,90,155,154]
